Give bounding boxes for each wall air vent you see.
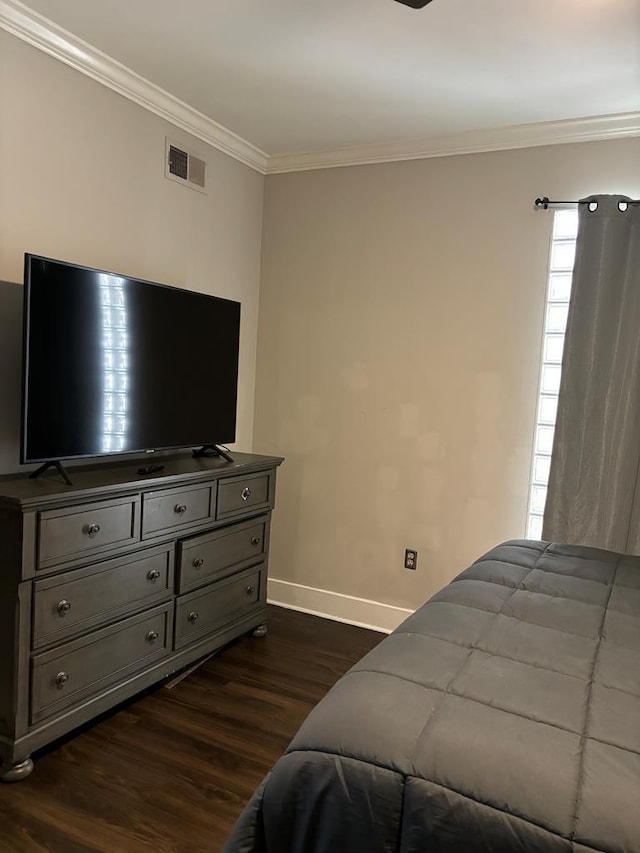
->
[165,139,206,192]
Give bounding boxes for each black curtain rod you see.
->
[534,196,640,210]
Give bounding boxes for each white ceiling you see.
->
[11,0,640,157]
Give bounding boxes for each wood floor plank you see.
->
[0,606,382,852]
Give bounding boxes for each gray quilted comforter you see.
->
[223,541,640,852]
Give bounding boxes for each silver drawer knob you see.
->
[146,630,159,643]
[57,599,72,616]
[85,522,101,537]
[147,569,161,581]
[174,503,187,514]
[188,611,199,623]
[241,487,251,502]
[250,536,261,547]
[56,672,69,688]
[192,557,204,569]
[246,585,256,596]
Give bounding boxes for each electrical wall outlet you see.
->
[404,549,417,570]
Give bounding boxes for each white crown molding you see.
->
[2,0,638,177]
[268,577,413,634]
[266,111,640,174]
[0,0,269,174]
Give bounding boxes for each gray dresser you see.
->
[0,451,283,781]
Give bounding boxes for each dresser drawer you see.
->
[174,566,263,650]
[38,496,140,569]
[217,473,273,520]
[142,484,214,538]
[31,603,172,724]
[32,545,174,650]
[178,517,268,593]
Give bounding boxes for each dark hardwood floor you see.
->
[0,607,382,853]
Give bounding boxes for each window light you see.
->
[526,209,578,539]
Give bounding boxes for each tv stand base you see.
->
[0,452,283,783]
[0,758,33,783]
[192,445,234,463]
[29,460,72,486]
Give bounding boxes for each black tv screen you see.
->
[22,255,241,463]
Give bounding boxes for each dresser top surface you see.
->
[0,452,284,509]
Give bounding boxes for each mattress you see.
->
[223,540,640,852]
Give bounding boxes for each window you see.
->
[526,210,578,539]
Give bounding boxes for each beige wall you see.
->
[255,138,640,610]
[0,31,264,473]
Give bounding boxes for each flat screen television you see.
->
[21,254,241,466]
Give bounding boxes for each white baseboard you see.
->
[267,578,413,634]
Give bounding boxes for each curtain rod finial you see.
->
[535,197,550,210]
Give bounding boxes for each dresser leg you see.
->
[0,757,34,783]
[251,623,268,638]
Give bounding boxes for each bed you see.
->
[223,540,640,852]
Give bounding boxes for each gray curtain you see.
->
[542,195,640,555]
